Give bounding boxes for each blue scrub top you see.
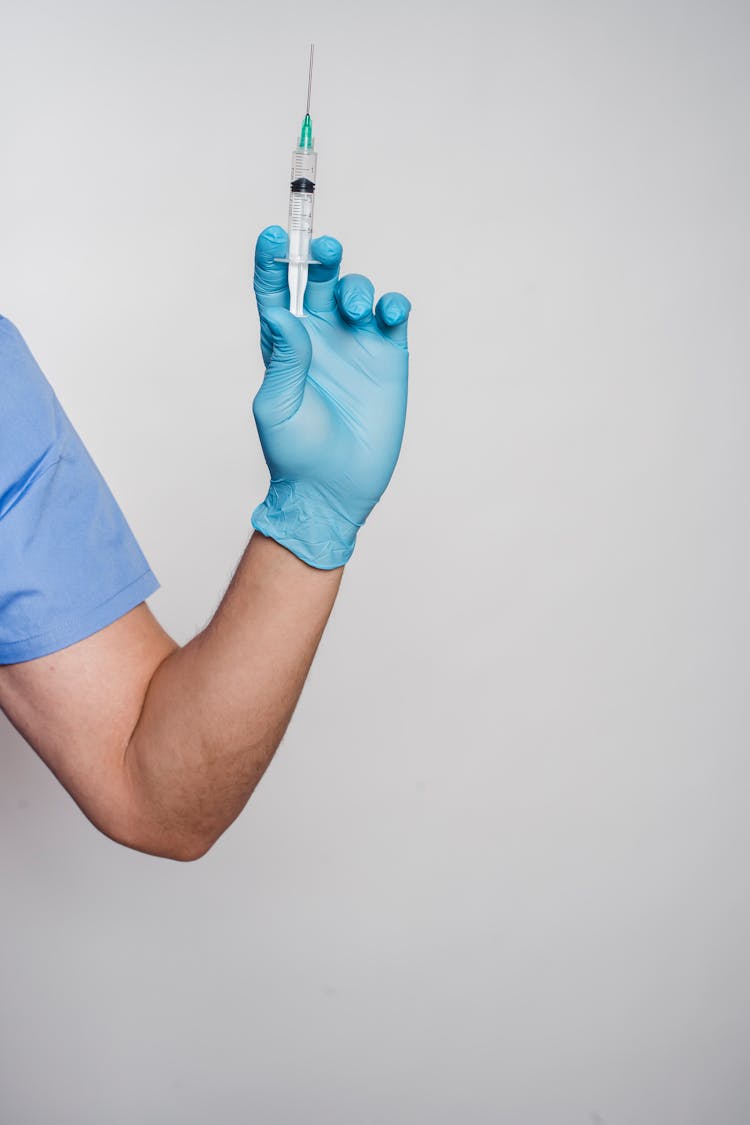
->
[0,317,159,664]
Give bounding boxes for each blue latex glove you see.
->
[251,225,411,569]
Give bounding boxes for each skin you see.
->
[0,230,409,861]
[0,534,341,861]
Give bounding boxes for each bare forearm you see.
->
[123,532,342,858]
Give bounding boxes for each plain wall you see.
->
[2,1,749,1122]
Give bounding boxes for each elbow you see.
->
[103,819,219,863]
[113,752,222,862]
[167,833,219,863]
[146,828,219,863]
[159,839,212,863]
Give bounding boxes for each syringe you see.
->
[276,45,319,317]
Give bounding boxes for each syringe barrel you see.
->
[290,146,317,192]
[288,193,314,251]
[288,146,317,238]
[283,144,317,316]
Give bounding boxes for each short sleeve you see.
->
[0,316,159,664]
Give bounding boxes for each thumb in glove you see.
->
[253,307,312,429]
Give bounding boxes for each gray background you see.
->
[1,0,749,1122]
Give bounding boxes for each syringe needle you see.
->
[306,44,314,115]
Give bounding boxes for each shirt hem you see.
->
[0,569,160,665]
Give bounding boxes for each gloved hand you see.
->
[251,225,411,569]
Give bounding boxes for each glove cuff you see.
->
[251,481,359,570]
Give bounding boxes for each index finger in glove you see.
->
[304,235,343,314]
[254,226,290,315]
